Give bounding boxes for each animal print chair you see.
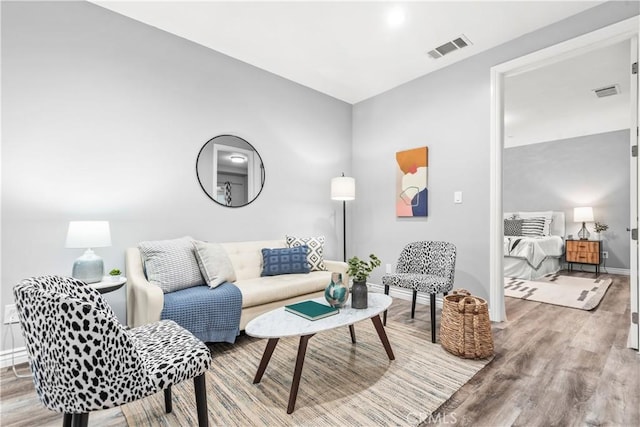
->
[13,276,212,427]
[381,241,457,343]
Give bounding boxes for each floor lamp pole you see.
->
[342,200,347,262]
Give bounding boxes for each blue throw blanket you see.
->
[161,282,242,344]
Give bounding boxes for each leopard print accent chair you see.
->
[13,276,212,427]
[381,241,457,343]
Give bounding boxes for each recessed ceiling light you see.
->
[387,7,405,28]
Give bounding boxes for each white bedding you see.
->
[503,235,564,269]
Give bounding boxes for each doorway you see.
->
[489,16,639,349]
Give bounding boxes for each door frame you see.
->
[489,15,640,342]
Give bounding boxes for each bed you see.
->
[503,211,565,280]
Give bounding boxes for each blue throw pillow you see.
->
[261,246,310,276]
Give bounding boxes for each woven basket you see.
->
[440,289,494,359]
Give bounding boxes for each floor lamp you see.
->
[331,173,356,262]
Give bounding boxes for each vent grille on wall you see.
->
[427,35,472,59]
[593,84,620,98]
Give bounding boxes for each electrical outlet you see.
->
[602,251,609,259]
[3,304,19,325]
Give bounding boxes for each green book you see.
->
[284,300,339,321]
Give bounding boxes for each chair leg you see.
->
[71,413,88,427]
[411,290,417,319]
[194,374,208,427]
[63,414,72,427]
[164,386,172,413]
[430,293,436,343]
[383,285,389,325]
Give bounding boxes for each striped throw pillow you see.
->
[521,217,545,236]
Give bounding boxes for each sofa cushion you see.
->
[193,241,237,288]
[261,246,310,276]
[221,240,286,281]
[235,271,333,308]
[285,235,327,271]
[138,236,204,293]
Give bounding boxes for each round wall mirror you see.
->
[196,135,265,207]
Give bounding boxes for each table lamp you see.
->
[331,173,355,262]
[573,207,593,240]
[65,221,112,283]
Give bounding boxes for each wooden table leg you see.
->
[253,338,279,384]
[371,315,395,360]
[287,334,314,414]
[349,324,356,343]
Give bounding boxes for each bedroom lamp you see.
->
[331,173,356,262]
[574,207,593,240]
[65,221,112,283]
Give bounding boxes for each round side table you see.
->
[90,277,127,294]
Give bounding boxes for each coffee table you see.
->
[245,293,394,414]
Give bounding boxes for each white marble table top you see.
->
[90,277,127,294]
[245,293,392,339]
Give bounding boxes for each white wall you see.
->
[1,1,352,351]
[352,1,639,299]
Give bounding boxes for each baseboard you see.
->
[368,283,443,308]
[562,263,630,276]
[602,267,630,276]
[0,346,29,369]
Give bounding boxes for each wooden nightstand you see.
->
[566,239,601,276]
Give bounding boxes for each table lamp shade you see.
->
[573,207,594,223]
[66,221,111,283]
[573,207,593,240]
[331,176,355,201]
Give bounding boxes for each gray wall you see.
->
[1,1,352,351]
[352,1,638,298]
[503,130,631,269]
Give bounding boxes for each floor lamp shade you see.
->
[65,221,112,283]
[573,207,593,240]
[331,176,355,201]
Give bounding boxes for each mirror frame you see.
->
[196,134,265,208]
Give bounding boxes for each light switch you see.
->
[454,191,463,204]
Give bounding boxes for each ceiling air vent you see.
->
[593,84,620,98]
[427,35,472,59]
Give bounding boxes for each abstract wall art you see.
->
[395,146,428,217]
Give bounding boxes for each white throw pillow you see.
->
[285,235,326,271]
[138,236,204,293]
[193,241,237,288]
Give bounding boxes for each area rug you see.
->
[504,273,613,310]
[121,320,491,426]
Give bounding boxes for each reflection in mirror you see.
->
[196,135,265,207]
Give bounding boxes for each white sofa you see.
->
[125,239,348,330]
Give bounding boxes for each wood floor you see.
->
[0,271,637,426]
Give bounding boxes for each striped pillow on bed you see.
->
[521,217,546,236]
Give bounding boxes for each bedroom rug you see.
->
[121,320,491,426]
[504,273,613,310]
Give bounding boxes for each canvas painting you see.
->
[395,147,428,217]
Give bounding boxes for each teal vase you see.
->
[324,272,349,308]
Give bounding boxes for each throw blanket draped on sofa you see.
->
[161,282,242,343]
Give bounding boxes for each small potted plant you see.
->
[108,268,121,282]
[347,254,381,309]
